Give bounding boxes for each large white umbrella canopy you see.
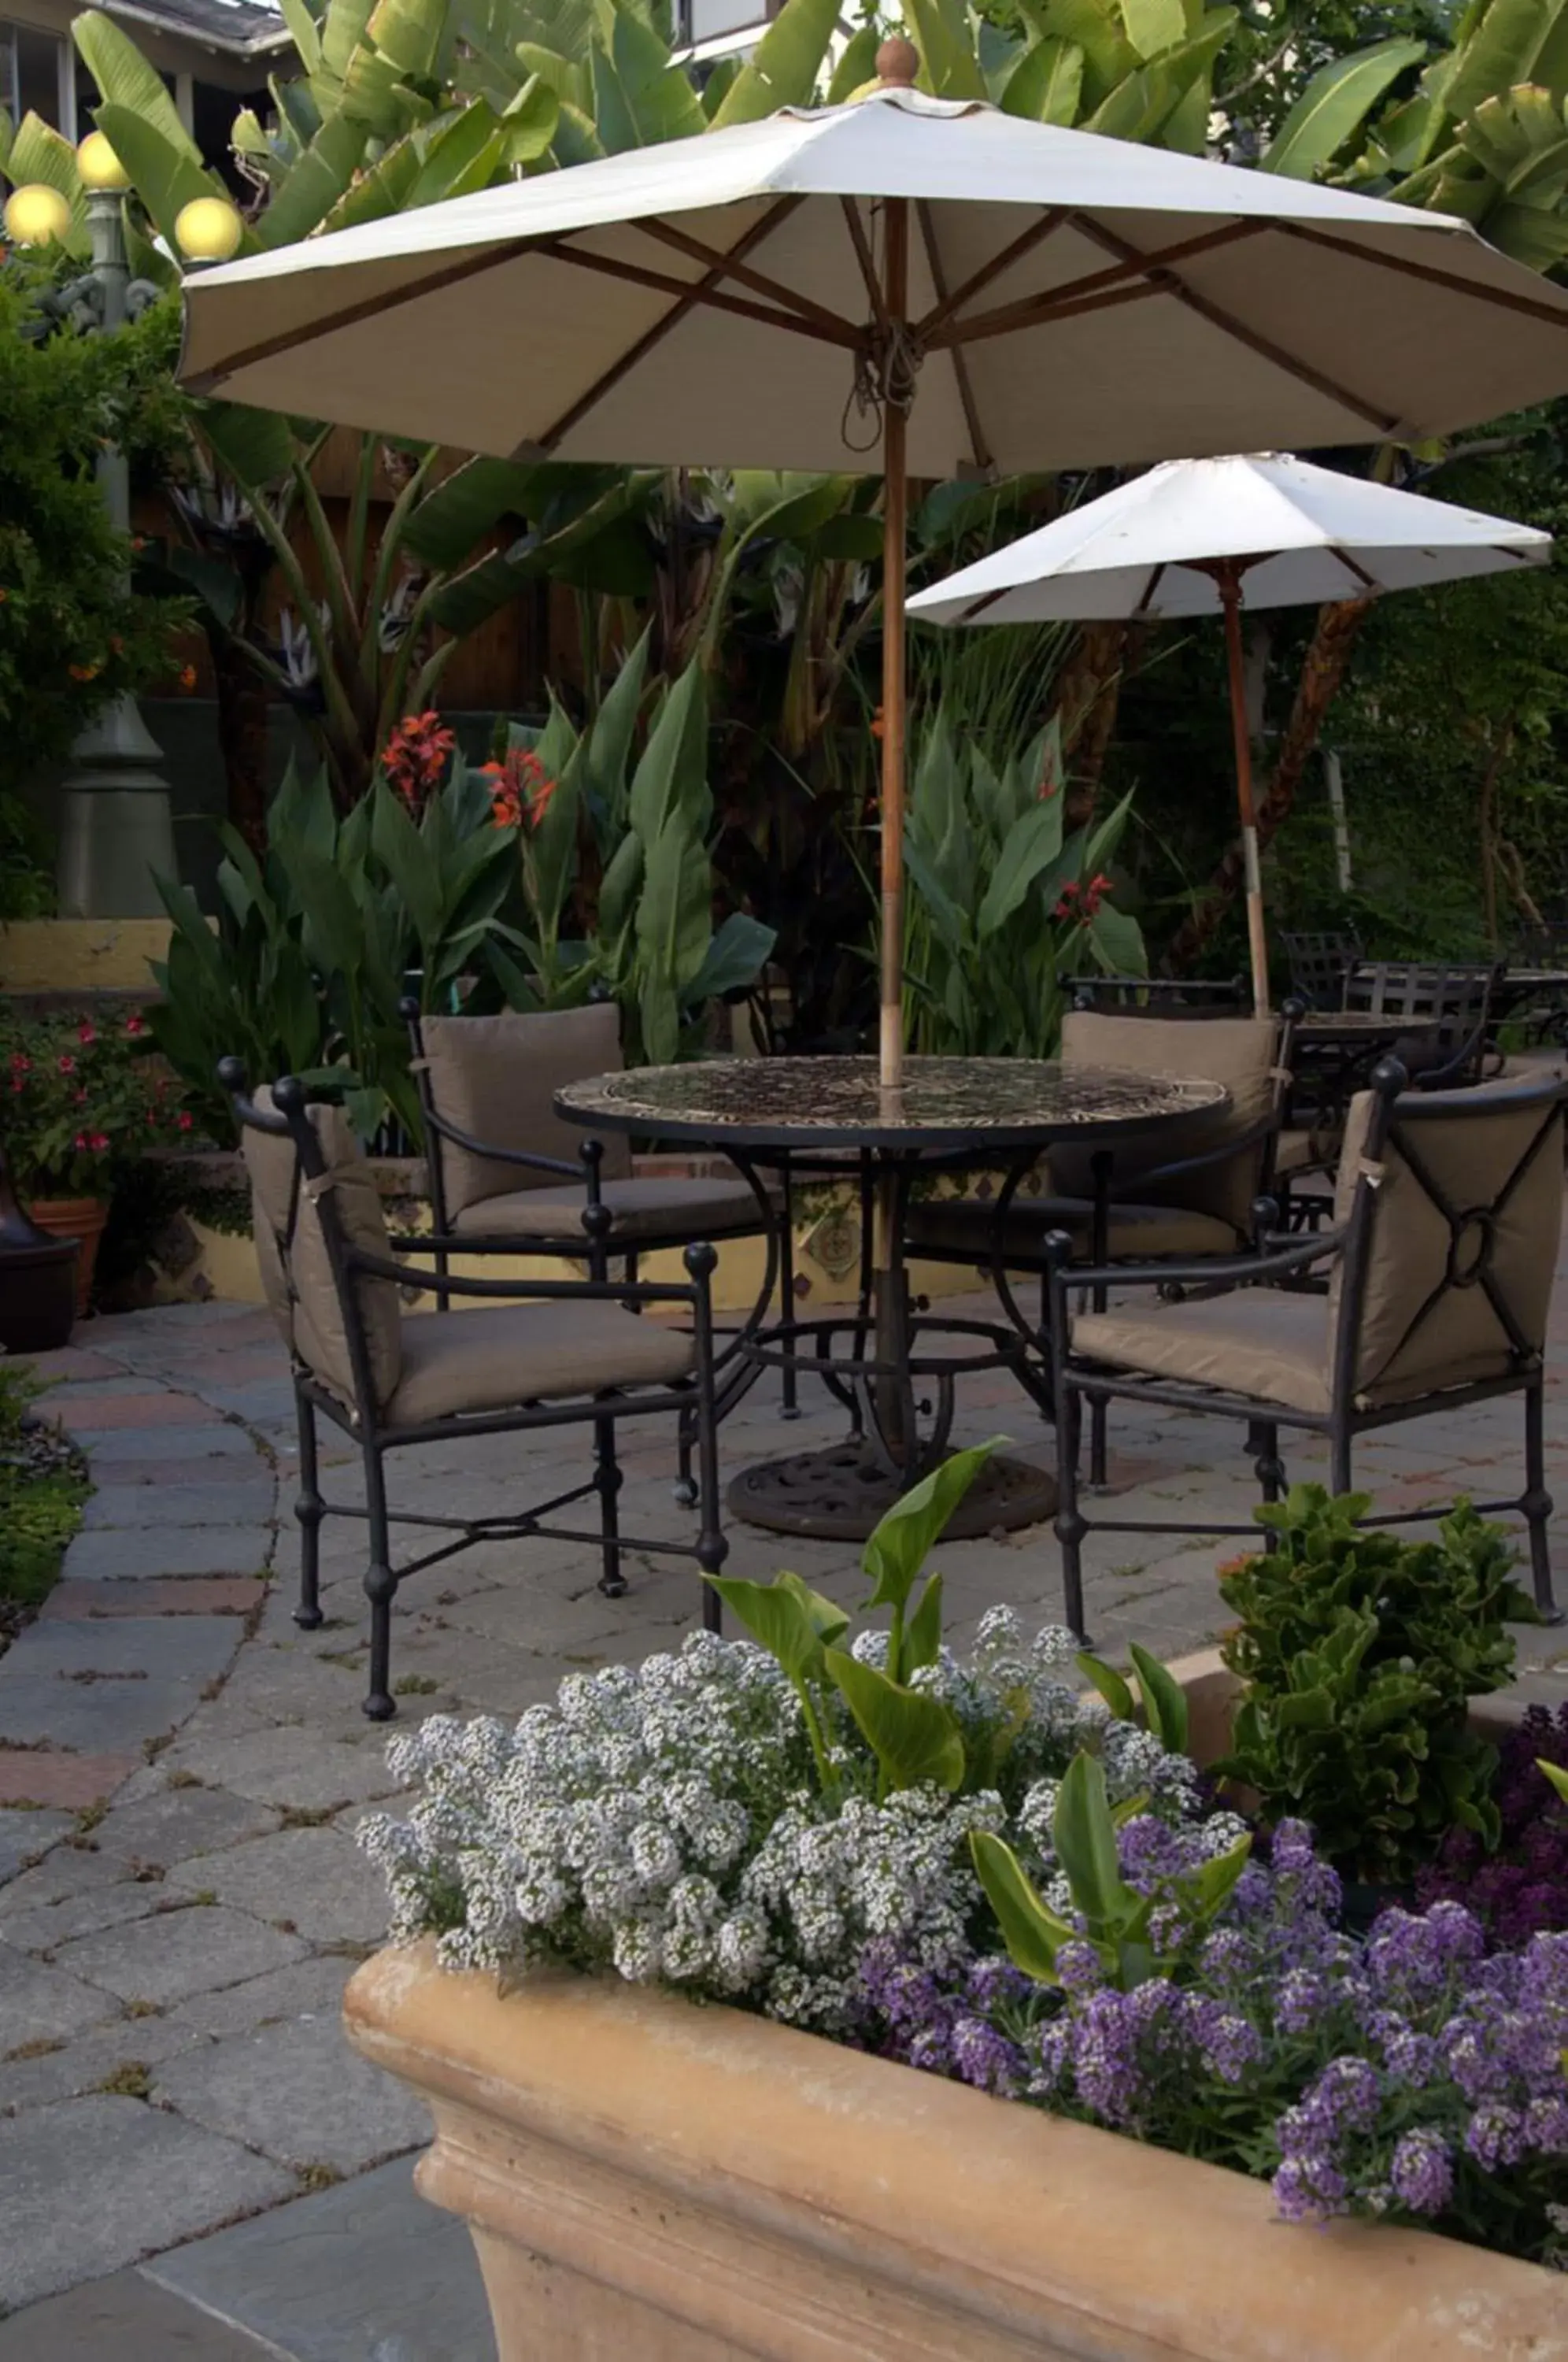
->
[908,451,1554,1007]
[180,50,1568,1082]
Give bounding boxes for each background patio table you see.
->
[557,1055,1226,1542]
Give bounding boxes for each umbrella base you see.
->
[727,1442,1056,1543]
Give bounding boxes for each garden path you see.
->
[0,1283,1565,2357]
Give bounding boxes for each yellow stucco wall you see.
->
[0,920,172,994]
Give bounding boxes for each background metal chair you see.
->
[224,1060,728,1722]
[1067,975,1248,1015]
[404,1001,793,1411]
[906,1003,1297,1481]
[1281,929,1362,1011]
[1045,1063,1566,1638]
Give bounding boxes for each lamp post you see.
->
[2,145,240,916]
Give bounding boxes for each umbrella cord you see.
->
[845,322,923,454]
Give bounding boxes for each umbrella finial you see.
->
[876,35,921,87]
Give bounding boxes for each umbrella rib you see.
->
[632,214,860,342]
[841,196,889,331]
[532,235,858,346]
[916,209,1069,342]
[915,198,992,472]
[1335,546,1378,591]
[524,197,815,455]
[1133,561,1166,616]
[1073,219,1401,434]
[1280,224,1568,332]
[927,220,1266,350]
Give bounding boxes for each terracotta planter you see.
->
[345,1944,1562,2362]
[26,1197,109,1316]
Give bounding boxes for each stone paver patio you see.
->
[1,1275,1566,2355]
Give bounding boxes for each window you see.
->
[681,0,772,45]
[1,19,67,131]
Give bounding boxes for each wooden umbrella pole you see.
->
[878,192,910,1098]
[1220,565,1270,1016]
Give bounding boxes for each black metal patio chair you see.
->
[223,1061,727,1722]
[1281,930,1362,1011]
[1044,1063,1566,1639]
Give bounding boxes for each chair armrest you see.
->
[344,1242,714,1310]
[384,1228,596,1266]
[421,1103,586,1183]
[1102,1110,1275,1199]
[1048,1223,1346,1297]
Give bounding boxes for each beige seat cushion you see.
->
[385,1301,693,1427]
[450,1174,771,1243]
[1273,1126,1338,1178]
[242,1091,403,1416]
[1073,1290,1331,1414]
[1050,1011,1281,1238]
[906,1196,1237,1264]
[421,1006,632,1217]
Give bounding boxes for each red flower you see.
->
[178,663,197,693]
[176,1111,194,1132]
[1052,879,1081,921]
[481,746,557,834]
[124,1014,146,1038]
[381,710,456,816]
[57,1053,76,1074]
[9,1052,30,1074]
[73,1130,89,1150]
[89,1131,110,1152]
[68,662,99,683]
[77,1020,97,1045]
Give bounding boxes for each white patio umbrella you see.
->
[909,451,1554,1010]
[179,41,1568,1089]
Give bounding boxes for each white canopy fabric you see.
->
[907,452,1554,623]
[180,86,1568,478]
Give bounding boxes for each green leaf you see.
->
[775,1570,851,1647]
[196,401,297,491]
[88,102,227,254]
[636,819,711,1000]
[704,1572,829,1683]
[277,0,324,74]
[1052,1750,1132,1931]
[1000,35,1084,122]
[680,912,775,1009]
[1260,39,1426,178]
[827,23,881,104]
[1446,0,1568,120]
[709,0,844,125]
[73,11,204,165]
[1076,1649,1135,1722]
[1117,0,1185,64]
[904,1573,945,1674]
[255,110,369,246]
[1128,1642,1189,1756]
[970,1830,1074,1982]
[1540,1760,1568,1805]
[1179,1831,1254,1918]
[364,0,443,80]
[904,0,989,98]
[976,796,1067,937]
[500,75,560,166]
[628,660,708,844]
[860,1438,1003,1616]
[824,1648,967,1793]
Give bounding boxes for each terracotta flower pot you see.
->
[26,1197,109,1317]
[344,1944,1562,2362]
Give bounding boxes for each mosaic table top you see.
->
[557,1056,1229,1153]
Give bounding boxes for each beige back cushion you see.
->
[1328,1079,1564,1409]
[1051,1012,1281,1238]
[242,1090,403,1415]
[421,1005,631,1216]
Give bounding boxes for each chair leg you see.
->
[293,1382,324,1632]
[1056,1385,1088,1642]
[595,1413,627,1599]
[1524,1378,1560,1620]
[1089,1394,1108,1490]
[1254,1420,1285,1527]
[673,1404,698,1507]
[361,1443,398,1723]
[695,1386,727,1635]
[1330,1427,1353,1498]
[778,1187,799,1419]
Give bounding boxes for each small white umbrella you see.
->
[180,50,1568,1083]
[909,453,1553,1009]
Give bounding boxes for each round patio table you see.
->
[557,1055,1228,1542]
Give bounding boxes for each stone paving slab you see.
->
[72,1424,257,1464]
[91,1785,279,1871]
[0,2268,279,2360]
[82,1481,278,1531]
[53,1904,309,2008]
[160,1723,405,1814]
[0,2094,297,2312]
[0,1944,119,2053]
[0,1750,140,1809]
[163,1824,390,1948]
[0,1879,166,1953]
[0,2012,202,2117]
[0,1619,242,1753]
[62,1528,274,1582]
[165,1953,355,2042]
[43,1579,268,1621]
[150,2012,429,2175]
[47,1393,221,1431]
[0,1812,74,1889]
[144,2156,497,2362]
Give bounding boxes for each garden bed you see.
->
[0,1368,89,1662]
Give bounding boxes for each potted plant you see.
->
[344,1457,1565,2360]
[0,1008,188,1313]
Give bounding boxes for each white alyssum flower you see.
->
[358,1613,1206,2032]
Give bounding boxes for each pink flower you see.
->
[176,1111,194,1132]
[9,1052,30,1074]
[57,1053,75,1074]
[73,1130,89,1150]
[77,1020,97,1045]
[89,1131,109,1152]
[124,1014,147,1038]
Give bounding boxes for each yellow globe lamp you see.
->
[3,182,72,248]
[175,194,243,265]
[76,131,131,191]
